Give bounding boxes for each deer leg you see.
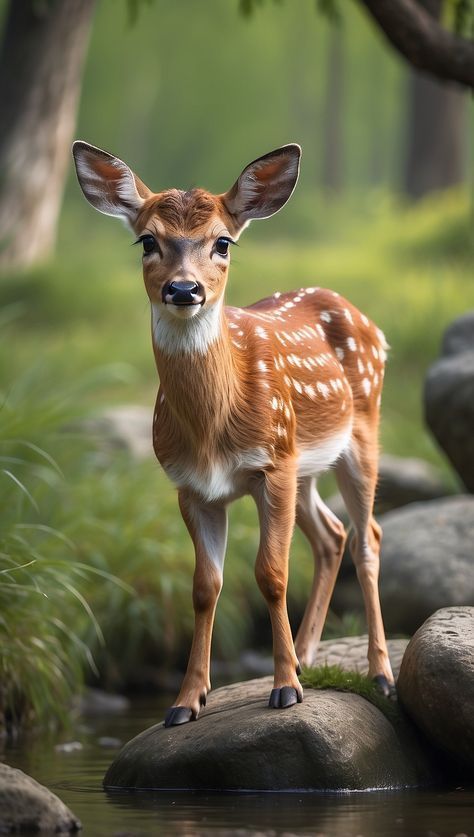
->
[335,437,395,697]
[294,477,347,667]
[164,490,227,727]
[252,461,302,709]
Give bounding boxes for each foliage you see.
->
[0,328,131,729]
[300,663,400,723]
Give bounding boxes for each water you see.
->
[3,697,474,836]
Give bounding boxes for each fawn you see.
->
[73,141,395,727]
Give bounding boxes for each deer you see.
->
[72,141,396,727]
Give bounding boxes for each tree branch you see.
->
[357,0,474,88]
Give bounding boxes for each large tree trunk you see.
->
[0,0,97,272]
[402,0,467,199]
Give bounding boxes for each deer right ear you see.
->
[222,144,301,234]
[72,141,152,228]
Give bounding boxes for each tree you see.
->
[241,0,474,88]
[403,0,468,198]
[357,0,474,88]
[0,0,97,272]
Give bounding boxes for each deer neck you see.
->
[151,301,240,437]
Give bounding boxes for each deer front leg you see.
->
[164,491,227,728]
[252,460,302,709]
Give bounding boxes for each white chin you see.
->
[166,303,202,320]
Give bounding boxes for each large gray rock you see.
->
[425,311,474,492]
[332,496,474,635]
[328,454,450,524]
[398,607,474,776]
[104,676,437,792]
[0,763,81,833]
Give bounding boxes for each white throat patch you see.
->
[151,300,223,355]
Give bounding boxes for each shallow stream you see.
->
[4,697,474,836]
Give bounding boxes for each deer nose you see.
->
[164,279,203,305]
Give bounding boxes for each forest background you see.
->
[0,0,472,730]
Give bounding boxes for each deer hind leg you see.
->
[164,490,227,727]
[294,477,347,667]
[335,432,395,697]
[252,460,302,709]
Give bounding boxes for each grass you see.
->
[1,187,472,726]
[300,663,401,724]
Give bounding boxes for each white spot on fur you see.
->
[362,378,371,396]
[344,309,353,325]
[317,382,330,399]
[256,326,268,340]
[335,347,345,361]
[347,337,357,352]
[320,311,332,323]
[258,360,268,373]
[357,358,365,375]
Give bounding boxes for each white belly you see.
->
[297,425,352,477]
[164,447,271,503]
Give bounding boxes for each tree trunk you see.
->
[0,0,97,272]
[321,26,344,196]
[403,0,467,200]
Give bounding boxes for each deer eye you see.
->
[141,234,156,254]
[215,237,231,257]
[133,234,160,256]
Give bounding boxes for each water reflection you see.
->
[3,697,473,836]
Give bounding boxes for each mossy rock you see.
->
[104,676,438,792]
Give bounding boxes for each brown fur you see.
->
[72,142,395,723]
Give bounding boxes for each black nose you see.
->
[166,280,201,304]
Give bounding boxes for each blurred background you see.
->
[0,0,473,729]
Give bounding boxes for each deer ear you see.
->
[222,144,301,232]
[72,141,152,227]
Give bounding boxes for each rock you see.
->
[397,607,474,776]
[0,763,81,833]
[54,741,83,754]
[332,496,474,635]
[214,636,408,681]
[75,687,130,716]
[425,311,474,492]
[79,405,152,460]
[327,454,450,524]
[104,676,437,792]
[313,635,408,677]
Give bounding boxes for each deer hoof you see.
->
[268,686,303,709]
[373,675,397,701]
[164,706,195,727]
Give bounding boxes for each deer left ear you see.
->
[222,144,301,232]
[72,141,152,229]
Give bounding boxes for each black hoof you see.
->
[164,706,194,727]
[268,686,303,709]
[373,675,397,701]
